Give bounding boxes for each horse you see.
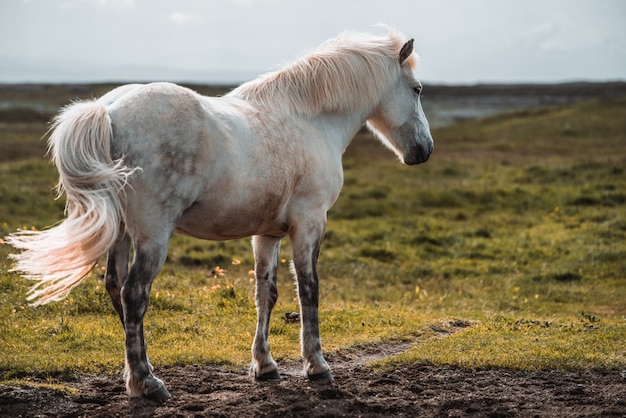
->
[6,28,433,400]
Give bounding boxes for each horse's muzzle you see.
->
[404,141,433,165]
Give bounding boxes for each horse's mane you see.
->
[228,29,417,117]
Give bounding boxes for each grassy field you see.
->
[1,92,625,380]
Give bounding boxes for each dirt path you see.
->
[2,340,625,418]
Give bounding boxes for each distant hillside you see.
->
[421,82,626,127]
[0,82,624,127]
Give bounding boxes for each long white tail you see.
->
[5,101,138,305]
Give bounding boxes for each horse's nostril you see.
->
[415,141,432,164]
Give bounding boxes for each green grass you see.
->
[0,378,78,396]
[378,315,625,371]
[1,97,625,379]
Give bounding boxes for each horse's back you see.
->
[104,82,207,133]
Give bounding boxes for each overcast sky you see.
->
[1,0,625,84]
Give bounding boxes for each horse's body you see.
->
[6,29,433,400]
[104,82,343,241]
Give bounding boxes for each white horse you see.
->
[6,29,433,400]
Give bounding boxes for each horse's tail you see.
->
[5,101,138,306]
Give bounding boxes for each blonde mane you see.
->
[229,29,417,117]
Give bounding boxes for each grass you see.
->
[380,314,626,371]
[0,378,78,396]
[1,94,625,380]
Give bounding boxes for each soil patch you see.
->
[2,347,625,417]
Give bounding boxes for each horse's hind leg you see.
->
[251,234,282,380]
[122,238,170,400]
[105,234,156,372]
[105,233,131,327]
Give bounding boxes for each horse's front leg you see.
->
[121,242,170,400]
[251,234,282,380]
[291,222,333,381]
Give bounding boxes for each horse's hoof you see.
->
[145,385,171,401]
[307,370,334,382]
[255,369,282,382]
[143,376,171,401]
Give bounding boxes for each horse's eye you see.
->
[413,86,422,95]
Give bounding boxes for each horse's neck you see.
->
[311,106,373,155]
[220,94,373,155]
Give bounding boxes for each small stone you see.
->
[285,312,300,323]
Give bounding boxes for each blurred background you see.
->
[1,0,625,85]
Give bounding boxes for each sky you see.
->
[1,0,625,85]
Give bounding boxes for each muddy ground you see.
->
[2,342,625,418]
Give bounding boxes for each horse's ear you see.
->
[399,39,414,64]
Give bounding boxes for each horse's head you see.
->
[366,39,434,165]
